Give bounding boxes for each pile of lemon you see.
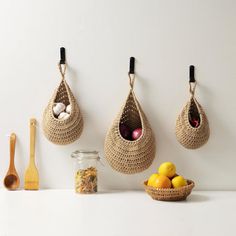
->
[147,162,188,189]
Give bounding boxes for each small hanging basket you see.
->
[42,64,83,145]
[104,73,156,174]
[175,81,210,149]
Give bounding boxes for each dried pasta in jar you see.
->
[75,167,97,193]
[71,150,99,194]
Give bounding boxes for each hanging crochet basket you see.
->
[175,82,210,149]
[42,64,83,145]
[104,74,156,174]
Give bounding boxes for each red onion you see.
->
[119,124,131,140]
[190,119,200,128]
[132,128,142,140]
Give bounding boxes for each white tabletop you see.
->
[1,190,235,236]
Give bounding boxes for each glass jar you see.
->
[71,150,99,194]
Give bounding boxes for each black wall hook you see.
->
[189,65,195,82]
[129,57,135,74]
[60,47,66,64]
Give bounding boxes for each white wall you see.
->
[0,0,235,190]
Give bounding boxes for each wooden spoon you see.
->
[4,133,20,190]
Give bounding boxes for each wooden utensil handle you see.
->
[30,119,36,163]
[9,133,16,170]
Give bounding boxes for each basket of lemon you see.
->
[144,162,194,201]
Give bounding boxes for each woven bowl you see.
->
[144,180,195,201]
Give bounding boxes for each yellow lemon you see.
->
[171,176,187,188]
[147,173,159,187]
[158,162,176,178]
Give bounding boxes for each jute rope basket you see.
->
[144,180,195,201]
[175,82,210,149]
[42,64,83,145]
[104,74,156,174]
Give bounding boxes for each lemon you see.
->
[171,176,187,188]
[158,162,176,178]
[147,173,159,187]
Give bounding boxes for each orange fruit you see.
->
[150,175,171,189]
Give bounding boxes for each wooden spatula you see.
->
[24,118,39,190]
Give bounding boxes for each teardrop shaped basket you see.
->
[175,82,210,149]
[42,64,83,145]
[104,74,156,174]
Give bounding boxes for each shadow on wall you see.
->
[66,65,80,95]
[14,135,26,189]
[37,126,51,189]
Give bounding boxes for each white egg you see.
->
[53,103,66,116]
[66,104,71,114]
[58,112,70,120]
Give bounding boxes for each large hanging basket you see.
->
[104,74,156,174]
[175,82,210,149]
[42,64,83,145]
